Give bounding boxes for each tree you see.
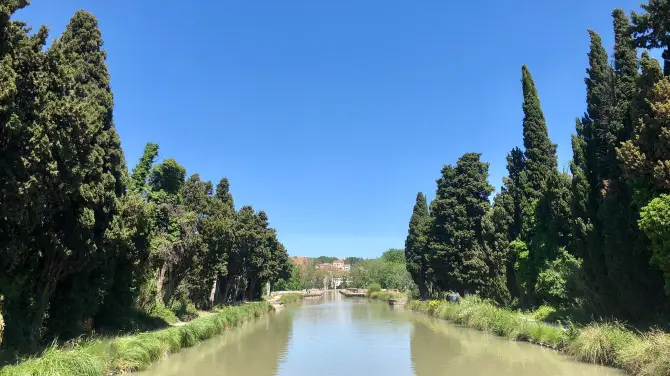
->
[520,65,557,201]
[428,153,493,295]
[516,65,561,306]
[0,0,51,349]
[381,249,405,264]
[631,0,670,75]
[405,192,430,297]
[130,143,159,192]
[29,9,127,344]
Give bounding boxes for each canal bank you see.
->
[137,290,622,376]
[408,298,670,376]
[0,302,272,376]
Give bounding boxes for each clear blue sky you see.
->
[19,0,649,259]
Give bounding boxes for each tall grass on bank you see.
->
[408,297,567,348]
[0,302,272,376]
[278,293,303,304]
[408,297,670,376]
[367,290,407,302]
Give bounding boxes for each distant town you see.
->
[290,256,354,288]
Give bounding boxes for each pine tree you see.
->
[405,192,430,298]
[428,153,493,295]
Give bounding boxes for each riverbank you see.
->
[408,297,670,376]
[0,302,272,376]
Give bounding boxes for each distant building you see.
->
[290,256,311,267]
[315,259,351,272]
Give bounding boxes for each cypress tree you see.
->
[573,30,615,314]
[631,0,670,75]
[216,177,235,212]
[428,153,493,295]
[42,10,128,340]
[0,0,51,349]
[520,65,557,199]
[405,192,430,298]
[516,65,560,305]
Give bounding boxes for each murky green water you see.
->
[138,291,622,376]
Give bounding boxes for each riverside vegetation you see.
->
[408,298,670,376]
[0,303,272,376]
[400,1,670,375]
[0,0,292,369]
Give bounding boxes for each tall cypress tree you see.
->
[0,0,51,349]
[520,65,557,200]
[428,153,493,295]
[516,66,560,305]
[405,192,430,298]
[42,10,128,340]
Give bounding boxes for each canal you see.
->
[139,291,622,376]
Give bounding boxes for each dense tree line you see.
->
[405,1,670,320]
[0,4,290,351]
[350,249,415,291]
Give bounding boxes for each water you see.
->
[139,291,623,376]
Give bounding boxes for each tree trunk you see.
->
[209,277,218,308]
[155,264,167,303]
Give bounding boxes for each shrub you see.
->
[618,329,670,375]
[531,305,557,322]
[279,293,303,304]
[367,283,382,295]
[567,322,635,365]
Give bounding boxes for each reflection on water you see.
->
[139,291,623,376]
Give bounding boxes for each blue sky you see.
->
[18,0,649,259]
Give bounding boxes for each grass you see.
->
[0,302,272,376]
[278,293,303,304]
[367,290,407,302]
[408,297,670,376]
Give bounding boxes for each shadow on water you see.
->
[138,310,292,376]
[409,314,622,376]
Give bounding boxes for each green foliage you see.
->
[531,305,557,322]
[409,297,567,348]
[350,257,414,291]
[278,293,303,304]
[0,303,272,376]
[535,249,582,308]
[131,143,159,192]
[632,0,670,75]
[639,194,670,295]
[313,256,337,264]
[405,192,431,297]
[367,283,382,294]
[381,249,405,263]
[428,153,493,295]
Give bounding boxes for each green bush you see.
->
[0,302,272,376]
[531,305,557,322]
[366,283,382,295]
[145,302,180,325]
[567,322,635,366]
[169,296,199,322]
[279,293,303,304]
